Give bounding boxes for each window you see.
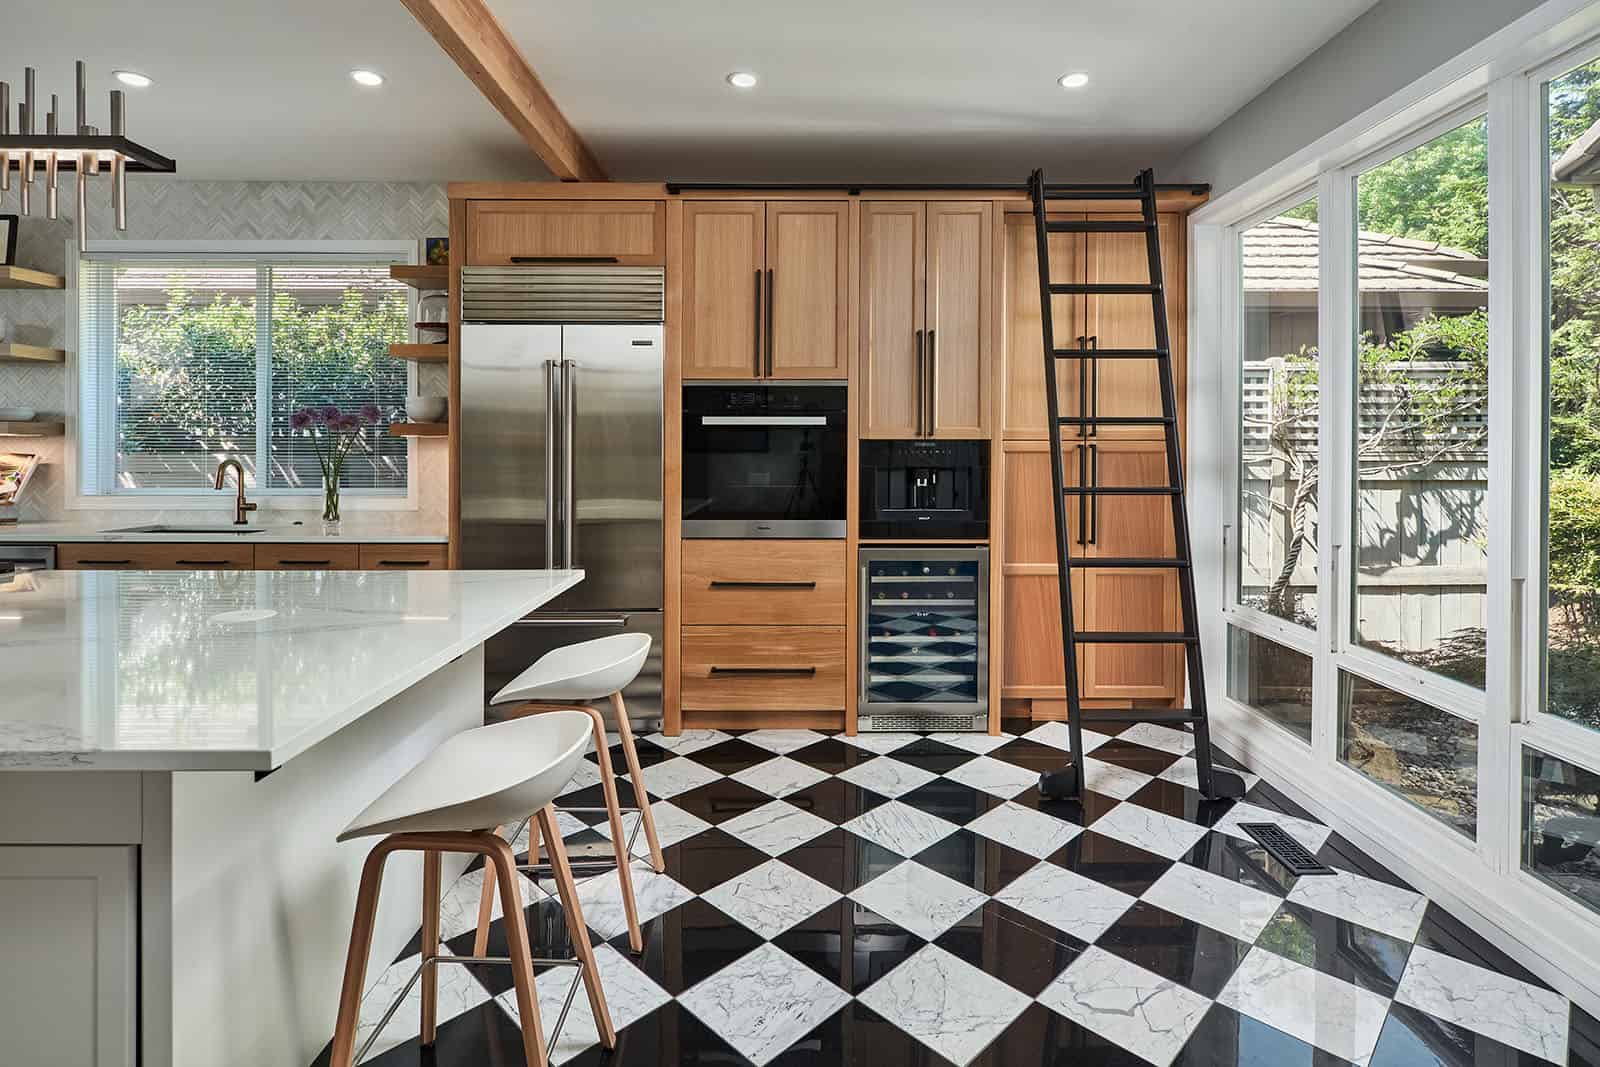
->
[1339,670,1478,838]
[1227,626,1314,744]
[1522,748,1600,916]
[1351,117,1490,688]
[1238,196,1321,627]
[78,255,410,496]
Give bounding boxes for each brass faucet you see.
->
[214,459,258,525]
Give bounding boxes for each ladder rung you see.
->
[1045,220,1153,234]
[1048,283,1161,295]
[1062,485,1181,496]
[1067,557,1190,569]
[1058,415,1173,427]
[1043,187,1144,200]
[1077,710,1202,724]
[1052,347,1168,359]
[1073,632,1198,644]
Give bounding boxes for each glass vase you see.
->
[321,468,342,536]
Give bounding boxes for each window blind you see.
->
[78,255,410,496]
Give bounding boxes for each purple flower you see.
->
[320,404,342,422]
[359,403,382,424]
[310,408,330,425]
[337,414,362,433]
[289,409,313,431]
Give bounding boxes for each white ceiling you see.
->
[5,0,1378,185]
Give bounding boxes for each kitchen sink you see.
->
[102,524,268,535]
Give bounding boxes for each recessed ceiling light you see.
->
[113,70,152,88]
[350,69,385,87]
[1058,72,1089,89]
[726,71,758,89]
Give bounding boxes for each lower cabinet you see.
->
[680,625,847,711]
[55,542,449,571]
[253,543,361,570]
[358,544,449,570]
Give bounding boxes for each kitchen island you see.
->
[0,566,582,1067]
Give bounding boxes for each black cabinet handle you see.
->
[82,559,132,566]
[709,666,818,677]
[926,328,936,436]
[709,580,817,589]
[277,560,333,567]
[509,256,619,264]
[375,560,431,568]
[1088,334,1099,437]
[753,269,763,378]
[765,268,775,377]
[914,328,925,435]
[1089,443,1099,545]
[175,559,234,566]
[1076,445,1087,545]
[1075,336,1088,439]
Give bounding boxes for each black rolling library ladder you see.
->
[1026,168,1245,801]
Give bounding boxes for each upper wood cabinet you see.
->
[860,201,992,438]
[682,201,849,380]
[465,200,666,266]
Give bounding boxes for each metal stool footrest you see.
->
[507,806,647,877]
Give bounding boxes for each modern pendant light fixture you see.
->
[0,60,177,251]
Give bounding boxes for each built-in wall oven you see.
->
[682,384,847,538]
[858,546,988,732]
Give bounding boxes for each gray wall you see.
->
[1164,0,1543,195]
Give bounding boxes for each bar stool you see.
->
[477,632,665,955]
[328,711,613,1067]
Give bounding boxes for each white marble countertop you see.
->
[0,510,447,543]
[0,568,582,772]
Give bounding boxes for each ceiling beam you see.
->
[400,0,605,181]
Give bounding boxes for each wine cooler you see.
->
[858,547,989,731]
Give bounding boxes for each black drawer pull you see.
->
[279,560,333,567]
[175,559,234,566]
[709,666,818,677]
[375,560,431,568]
[82,559,132,566]
[509,255,620,264]
[708,580,817,589]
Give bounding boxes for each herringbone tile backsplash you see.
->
[1,178,447,520]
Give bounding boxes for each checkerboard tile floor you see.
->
[317,721,1600,1067]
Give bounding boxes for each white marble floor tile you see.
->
[505,810,590,859]
[842,800,961,857]
[720,799,836,856]
[638,755,723,799]
[1285,866,1427,943]
[858,944,1031,1066]
[679,942,851,1066]
[1081,756,1154,800]
[848,860,991,940]
[965,800,1083,858]
[436,865,540,943]
[943,754,1042,799]
[1090,801,1211,860]
[572,864,694,940]
[355,944,490,1064]
[1394,945,1569,1063]
[928,731,1013,754]
[556,758,603,798]
[703,859,841,939]
[992,861,1135,942]
[731,754,831,798]
[1021,720,1113,754]
[591,800,713,860]
[1158,756,1261,794]
[835,755,938,798]
[739,729,830,754]
[1037,945,1212,1067]
[1116,722,1196,756]
[495,943,672,1065]
[1217,947,1390,1063]
[1210,800,1330,854]
[836,731,922,754]
[643,728,731,755]
[1141,862,1283,943]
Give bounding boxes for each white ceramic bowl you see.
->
[0,407,36,421]
[405,396,446,423]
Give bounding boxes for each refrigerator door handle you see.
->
[544,358,558,568]
[563,357,576,569]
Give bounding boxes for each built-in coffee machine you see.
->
[859,439,988,540]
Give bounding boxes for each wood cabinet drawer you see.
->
[253,544,361,570]
[681,626,846,711]
[56,543,253,570]
[465,200,666,266]
[358,544,448,570]
[681,540,846,626]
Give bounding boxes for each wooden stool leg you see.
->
[610,691,665,873]
[489,836,548,1067]
[329,842,395,1067]
[582,706,644,953]
[421,849,442,1045]
[472,825,504,959]
[537,805,616,1049]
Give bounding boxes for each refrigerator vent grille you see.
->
[859,713,985,733]
[462,266,665,323]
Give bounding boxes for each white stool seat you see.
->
[338,711,591,841]
[490,632,650,705]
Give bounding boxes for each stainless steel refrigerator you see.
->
[459,266,665,724]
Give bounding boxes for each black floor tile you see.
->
[1174,1004,1355,1066]
[669,776,773,825]
[772,899,927,994]
[1369,1002,1551,1066]
[1253,900,1413,998]
[689,737,781,774]
[888,737,980,775]
[1051,829,1176,895]
[1180,831,1299,896]
[1095,900,1253,998]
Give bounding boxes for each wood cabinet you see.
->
[55,542,447,572]
[253,544,361,570]
[680,625,847,711]
[682,540,846,626]
[357,544,449,570]
[464,200,666,266]
[861,201,991,437]
[682,201,849,380]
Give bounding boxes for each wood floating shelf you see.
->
[388,342,448,363]
[0,342,67,363]
[388,421,447,438]
[0,266,67,290]
[0,420,64,437]
[389,265,449,290]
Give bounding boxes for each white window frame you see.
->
[1189,0,1600,1016]
[66,240,420,511]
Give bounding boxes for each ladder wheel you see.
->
[1038,765,1081,800]
[1206,768,1249,801]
